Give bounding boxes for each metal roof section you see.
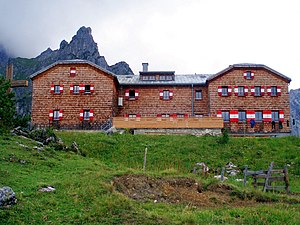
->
[29,59,117,80]
[208,63,292,82]
[117,74,212,86]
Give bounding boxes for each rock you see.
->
[70,141,80,154]
[39,186,55,192]
[214,175,228,181]
[33,146,44,151]
[106,126,118,135]
[0,186,17,207]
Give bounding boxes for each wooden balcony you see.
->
[113,117,224,129]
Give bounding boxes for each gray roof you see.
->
[117,74,212,86]
[29,59,117,80]
[208,63,291,82]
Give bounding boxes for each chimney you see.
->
[142,63,148,72]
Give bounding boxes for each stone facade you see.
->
[31,61,291,133]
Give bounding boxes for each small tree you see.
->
[0,77,16,133]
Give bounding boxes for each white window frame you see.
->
[53,110,60,120]
[163,90,170,100]
[271,86,277,96]
[54,85,60,94]
[73,85,80,94]
[221,87,228,96]
[255,111,263,122]
[195,90,202,100]
[83,110,90,120]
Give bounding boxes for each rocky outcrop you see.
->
[0,186,17,207]
[290,88,300,136]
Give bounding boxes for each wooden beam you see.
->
[5,63,28,88]
[11,80,28,88]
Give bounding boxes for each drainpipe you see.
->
[191,84,194,116]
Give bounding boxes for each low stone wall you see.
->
[133,128,222,136]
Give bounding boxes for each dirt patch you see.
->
[113,174,256,207]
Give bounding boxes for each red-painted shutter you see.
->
[172,114,177,118]
[50,84,54,94]
[60,84,64,93]
[125,89,129,100]
[250,86,255,96]
[70,83,74,94]
[230,110,238,122]
[90,84,94,93]
[169,90,174,99]
[277,86,281,96]
[218,86,222,96]
[267,86,271,96]
[135,90,139,100]
[243,71,247,79]
[49,110,53,121]
[279,110,284,122]
[157,114,162,117]
[80,109,84,121]
[159,90,163,99]
[70,67,76,76]
[263,110,272,122]
[184,113,189,118]
[90,109,94,121]
[79,84,85,93]
[136,113,141,121]
[234,86,238,96]
[217,110,222,118]
[124,114,129,121]
[244,86,248,96]
[246,110,255,122]
[261,86,265,96]
[228,86,232,96]
[251,72,255,79]
[59,109,63,121]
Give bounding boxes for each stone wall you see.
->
[133,128,222,136]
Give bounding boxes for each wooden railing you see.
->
[113,117,224,129]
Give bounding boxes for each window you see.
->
[271,86,277,96]
[255,111,263,122]
[245,71,252,80]
[160,75,173,81]
[129,114,136,118]
[222,111,230,122]
[54,85,60,94]
[194,114,203,118]
[142,75,155,81]
[162,114,170,118]
[129,90,135,99]
[84,110,90,120]
[238,111,246,122]
[254,86,261,96]
[238,86,245,96]
[53,110,60,120]
[85,85,91,93]
[222,87,228,96]
[195,90,202,100]
[272,111,279,122]
[163,90,170,100]
[73,85,79,94]
[177,114,185,118]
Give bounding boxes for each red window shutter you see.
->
[169,90,174,99]
[263,110,272,122]
[60,84,64,93]
[250,86,255,96]
[125,89,129,100]
[70,83,74,94]
[234,86,238,96]
[80,109,84,121]
[157,114,162,117]
[251,72,255,79]
[218,86,222,96]
[135,90,139,100]
[261,86,265,96]
[159,90,163,99]
[90,109,94,121]
[79,84,85,93]
[228,86,232,96]
[277,86,281,96]
[70,67,76,76]
[279,110,284,122]
[184,113,189,118]
[50,84,54,94]
[267,86,271,96]
[49,110,53,121]
[246,110,255,122]
[230,110,238,122]
[90,84,94,93]
[59,109,63,121]
[244,86,248,96]
[217,110,222,118]
[136,114,141,118]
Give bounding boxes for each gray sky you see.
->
[1,0,299,89]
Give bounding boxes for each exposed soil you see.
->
[113,174,257,207]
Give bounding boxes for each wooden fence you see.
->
[113,117,224,129]
[243,162,289,193]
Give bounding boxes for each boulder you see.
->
[0,186,17,207]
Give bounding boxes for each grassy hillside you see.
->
[1,132,300,224]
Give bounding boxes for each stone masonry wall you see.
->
[208,68,291,133]
[31,63,116,129]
